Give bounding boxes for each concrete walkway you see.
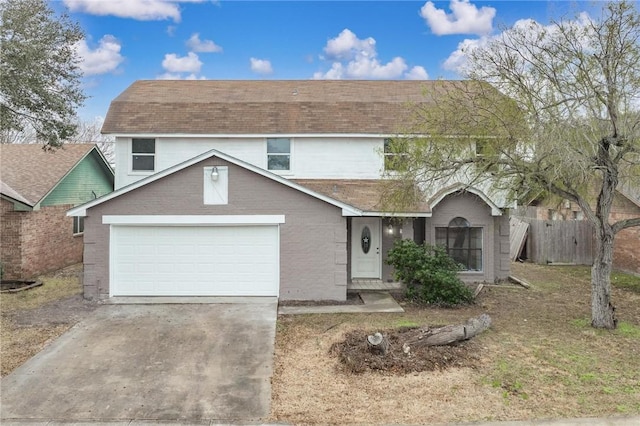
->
[277,291,404,314]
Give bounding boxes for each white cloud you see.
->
[75,35,124,76]
[314,29,428,80]
[162,52,202,73]
[186,33,223,53]
[420,0,496,36]
[404,66,429,80]
[63,0,205,22]
[346,56,407,79]
[157,72,206,80]
[442,37,487,74]
[442,15,593,76]
[250,58,273,75]
[323,29,376,61]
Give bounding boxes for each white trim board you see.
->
[103,215,285,226]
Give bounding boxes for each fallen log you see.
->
[401,314,491,353]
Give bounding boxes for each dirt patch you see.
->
[10,294,99,327]
[0,264,99,377]
[330,327,481,374]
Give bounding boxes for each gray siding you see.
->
[426,191,509,282]
[83,157,347,301]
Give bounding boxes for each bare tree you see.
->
[388,1,640,329]
[68,117,115,163]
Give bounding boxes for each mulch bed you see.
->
[330,327,482,375]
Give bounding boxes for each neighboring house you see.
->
[518,187,640,274]
[68,80,511,301]
[0,144,114,279]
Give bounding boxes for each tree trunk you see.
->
[367,332,390,355]
[591,224,617,329]
[591,139,618,330]
[401,314,491,353]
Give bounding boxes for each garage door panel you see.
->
[111,225,279,296]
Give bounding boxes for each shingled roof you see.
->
[0,144,96,206]
[101,80,465,135]
[294,179,431,214]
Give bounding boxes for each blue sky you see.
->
[51,1,603,121]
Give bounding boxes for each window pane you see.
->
[469,249,482,271]
[74,216,84,234]
[384,138,392,153]
[132,138,155,154]
[448,227,468,249]
[268,154,290,170]
[450,249,468,268]
[133,155,155,171]
[449,217,470,227]
[469,228,482,249]
[267,138,290,154]
[435,228,447,246]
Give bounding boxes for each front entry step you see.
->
[348,279,404,292]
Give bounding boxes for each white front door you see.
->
[351,217,381,279]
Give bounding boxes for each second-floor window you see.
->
[384,138,407,171]
[132,138,155,172]
[267,138,290,171]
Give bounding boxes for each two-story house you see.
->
[68,80,511,301]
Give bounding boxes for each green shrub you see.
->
[386,239,474,306]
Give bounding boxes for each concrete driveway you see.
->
[0,298,278,422]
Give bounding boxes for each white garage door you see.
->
[110,225,279,296]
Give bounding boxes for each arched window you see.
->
[435,217,482,271]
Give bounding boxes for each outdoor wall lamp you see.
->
[211,166,219,181]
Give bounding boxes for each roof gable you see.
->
[102,80,488,136]
[0,144,111,207]
[67,149,362,217]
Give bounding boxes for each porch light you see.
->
[211,167,219,181]
[387,223,394,235]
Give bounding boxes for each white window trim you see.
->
[102,215,286,226]
[73,216,84,236]
[129,138,157,175]
[266,137,293,175]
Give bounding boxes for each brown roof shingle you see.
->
[294,179,430,213]
[101,80,468,135]
[0,144,95,206]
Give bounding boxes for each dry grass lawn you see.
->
[1,262,638,424]
[269,263,640,424]
[0,264,86,377]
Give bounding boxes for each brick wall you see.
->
[0,199,83,279]
[1,198,23,279]
[610,194,640,275]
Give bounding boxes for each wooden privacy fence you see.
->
[512,217,594,265]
